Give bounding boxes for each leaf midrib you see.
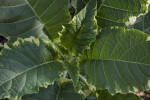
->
[82,58,150,66]
[96,16,125,24]
[70,21,84,52]
[101,4,143,13]
[0,3,27,8]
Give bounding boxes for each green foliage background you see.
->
[0,0,150,100]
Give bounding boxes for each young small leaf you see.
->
[61,0,97,55]
[63,58,80,88]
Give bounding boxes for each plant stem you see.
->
[79,75,90,89]
[63,71,68,78]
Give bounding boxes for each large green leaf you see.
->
[61,0,97,55]
[80,27,150,94]
[97,90,142,100]
[27,0,71,39]
[132,11,150,35]
[96,0,149,28]
[22,80,84,100]
[0,37,64,99]
[0,0,48,42]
